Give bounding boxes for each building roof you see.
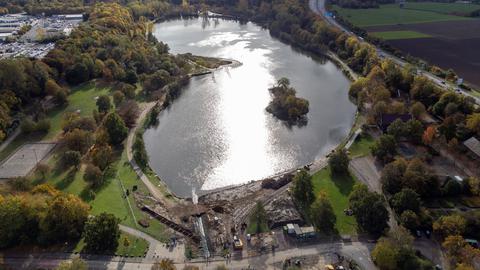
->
[378,113,412,132]
[464,137,480,157]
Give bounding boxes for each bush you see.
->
[63,151,81,168]
[83,164,104,188]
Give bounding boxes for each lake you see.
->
[144,17,356,197]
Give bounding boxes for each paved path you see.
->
[125,100,176,209]
[0,128,20,154]
[2,240,376,270]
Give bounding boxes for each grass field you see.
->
[403,2,480,15]
[0,82,111,161]
[45,82,111,140]
[332,4,472,27]
[74,232,149,257]
[371,30,432,40]
[311,167,358,234]
[40,148,170,242]
[348,133,375,158]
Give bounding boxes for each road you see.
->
[1,240,376,270]
[309,0,480,105]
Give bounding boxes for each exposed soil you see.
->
[365,20,480,87]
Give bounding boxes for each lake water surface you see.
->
[144,18,356,197]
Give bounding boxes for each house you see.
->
[377,113,412,132]
[463,137,480,160]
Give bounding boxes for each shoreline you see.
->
[137,16,361,200]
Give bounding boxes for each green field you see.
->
[311,167,358,234]
[348,133,375,158]
[74,232,149,257]
[332,4,472,27]
[45,82,111,140]
[39,149,170,242]
[0,82,111,161]
[403,2,480,15]
[371,30,432,40]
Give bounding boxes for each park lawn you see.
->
[332,4,472,27]
[403,2,480,15]
[311,167,357,235]
[348,133,375,158]
[0,82,111,162]
[371,30,432,40]
[44,82,111,140]
[74,232,149,257]
[41,147,170,242]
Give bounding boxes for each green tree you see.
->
[390,188,420,215]
[63,151,81,169]
[84,213,120,253]
[291,169,315,212]
[349,184,389,235]
[400,210,419,231]
[328,149,350,175]
[310,193,336,233]
[104,112,128,146]
[249,202,268,234]
[133,136,149,168]
[96,95,111,113]
[66,63,90,85]
[371,134,397,163]
[90,144,114,171]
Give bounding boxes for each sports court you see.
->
[0,143,56,179]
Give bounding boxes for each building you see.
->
[377,113,412,132]
[463,137,480,160]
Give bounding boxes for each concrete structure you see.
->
[463,137,480,159]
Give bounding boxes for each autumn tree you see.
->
[55,258,88,270]
[466,113,480,135]
[62,128,93,154]
[410,102,426,119]
[151,259,176,270]
[84,164,104,188]
[433,214,466,239]
[422,126,436,145]
[39,194,89,243]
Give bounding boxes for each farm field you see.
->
[332,2,480,88]
[332,4,472,27]
[370,30,431,40]
[402,2,480,15]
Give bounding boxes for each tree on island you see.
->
[266,77,309,123]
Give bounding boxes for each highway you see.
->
[309,0,480,105]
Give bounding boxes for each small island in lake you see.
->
[266,77,309,124]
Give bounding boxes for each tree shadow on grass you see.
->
[55,168,78,190]
[330,172,356,196]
